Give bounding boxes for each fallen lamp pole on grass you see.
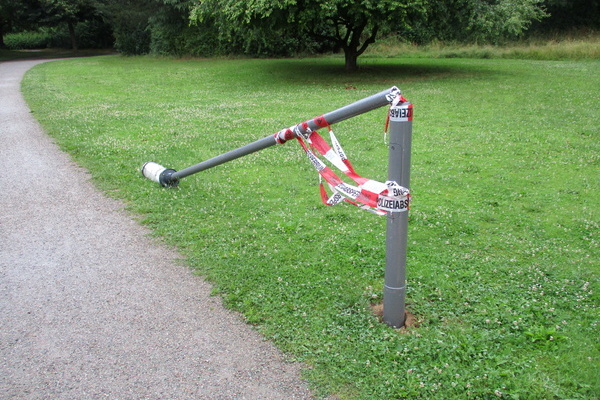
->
[142,86,413,328]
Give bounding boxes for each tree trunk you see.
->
[341,23,378,72]
[0,23,5,49]
[68,21,78,51]
[344,48,359,72]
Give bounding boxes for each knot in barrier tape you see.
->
[274,128,296,144]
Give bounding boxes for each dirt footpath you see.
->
[0,59,314,400]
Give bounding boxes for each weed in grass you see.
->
[21,55,599,399]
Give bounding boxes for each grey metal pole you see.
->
[142,87,400,187]
[383,99,413,328]
[172,135,276,180]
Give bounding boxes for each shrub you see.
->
[107,7,152,55]
[5,19,113,51]
[4,31,51,50]
[74,19,115,49]
[114,23,150,55]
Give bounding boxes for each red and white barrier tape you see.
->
[297,126,409,215]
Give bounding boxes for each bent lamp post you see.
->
[142,86,413,329]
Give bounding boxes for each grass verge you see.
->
[367,31,600,60]
[21,55,599,399]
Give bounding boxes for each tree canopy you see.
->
[0,0,42,47]
[0,0,111,49]
[190,0,425,70]
[190,0,549,70]
[409,0,549,44]
[39,0,99,49]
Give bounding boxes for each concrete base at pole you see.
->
[383,285,406,328]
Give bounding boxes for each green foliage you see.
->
[39,0,91,23]
[44,19,112,48]
[101,0,215,56]
[72,17,113,48]
[3,0,595,61]
[187,0,549,67]
[468,0,548,42]
[188,0,320,57]
[408,0,548,44]
[0,0,44,48]
[147,2,188,55]
[0,0,113,50]
[190,0,424,69]
[37,0,102,49]
[4,30,51,49]
[22,54,599,399]
[99,0,155,55]
[3,19,112,49]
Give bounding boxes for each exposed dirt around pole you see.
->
[0,59,314,399]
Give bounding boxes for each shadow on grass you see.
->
[0,48,117,63]
[264,58,496,87]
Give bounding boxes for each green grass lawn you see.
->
[21,54,598,399]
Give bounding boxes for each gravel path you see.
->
[0,59,314,400]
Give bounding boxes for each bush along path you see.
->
[0,59,314,399]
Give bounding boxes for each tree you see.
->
[191,0,551,70]
[0,0,19,48]
[96,0,158,54]
[147,0,196,55]
[98,0,197,56]
[40,0,100,50]
[190,0,425,71]
[461,0,548,42]
[300,0,423,71]
[0,0,43,48]
[407,0,548,44]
